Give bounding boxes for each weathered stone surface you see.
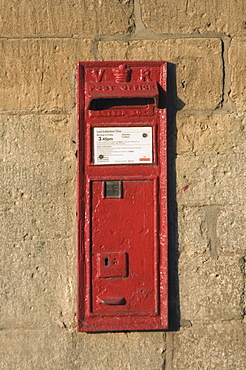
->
[179,255,243,322]
[75,331,165,369]
[0,39,93,112]
[140,0,246,36]
[0,329,73,370]
[0,115,76,329]
[0,329,165,370]
[1,240,76,330]
[229,37,246,111]
[178,204,246,259]
[178,206,217,258]
[99,39,223,110]
[217,206,246,257]
[176,113,246,155]
[0,0,134,36]
[171,321,246,369]
[0,115,75,241]
[176,153,245,206]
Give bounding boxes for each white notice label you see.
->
[94,127,153,165]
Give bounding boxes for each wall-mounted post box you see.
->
[77,61,168,332]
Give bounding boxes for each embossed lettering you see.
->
[91,69,105,83]
[89,84,116,92]
[89,107,154,118]
[119,84,155,91]
[139,69,152,82]
[88,83,156,92]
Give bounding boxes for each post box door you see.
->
[91,180,158,314]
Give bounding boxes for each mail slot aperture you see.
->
[89,97,155,110]
[77,61,168,332]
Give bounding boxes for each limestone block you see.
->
[176,153,245,206]
[178,204,246,259]
[75,331,165,369]
[0,329,165,370]
[0,329,73,370]
[0,115,76,329]
[229,37,246,111]
[0,39,93,111]
[178,206,216,258]
[140,0,246,36]
[178,255,243,322]
[217,206,246,257]
[176,113,246,155]
[1,240,76,330]
[171,321,246,369]
[99,39,223,110]
[0,115,75,242]
[0,0,134,36]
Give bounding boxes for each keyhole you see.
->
[104,257,109,267]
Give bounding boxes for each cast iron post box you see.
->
[77,61,168,332]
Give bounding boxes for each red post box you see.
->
[77,61,168,332]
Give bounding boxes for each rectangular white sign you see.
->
[94,127,153,165]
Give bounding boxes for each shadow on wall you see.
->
[167,62,185,331]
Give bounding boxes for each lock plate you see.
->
[98,252,128,278]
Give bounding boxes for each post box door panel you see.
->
[91,180,158,315]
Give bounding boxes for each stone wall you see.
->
[1,1,245,368]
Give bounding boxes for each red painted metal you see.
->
[77,61,168,332]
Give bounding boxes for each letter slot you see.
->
[77,61,168,332]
